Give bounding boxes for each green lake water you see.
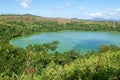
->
[10,31,120,53]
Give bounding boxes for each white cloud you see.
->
[16,0,31,9]
[116,8,120,12]
[20,2,29,8]
[65,2,71,7]
[88,12,102,17]
[87,8,120,19]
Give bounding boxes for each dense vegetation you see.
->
[0,15,120,80]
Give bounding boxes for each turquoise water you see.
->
[10,31,120,52]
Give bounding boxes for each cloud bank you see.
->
[87,8,120,19]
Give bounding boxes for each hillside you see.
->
[0,14,120,80]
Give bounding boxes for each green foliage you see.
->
[39,51,120,80]
[99,44,120,52]
[0,15,120,80]
[0,45,26,75]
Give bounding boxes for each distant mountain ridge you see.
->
[0,14,120,22]
[91,17,120,22]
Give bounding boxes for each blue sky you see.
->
[0,0,120,19]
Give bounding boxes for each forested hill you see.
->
[1,14,120,24]
[0,14,120,80]
[1,14,120,42]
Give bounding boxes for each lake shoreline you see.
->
[10,31,120,53]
